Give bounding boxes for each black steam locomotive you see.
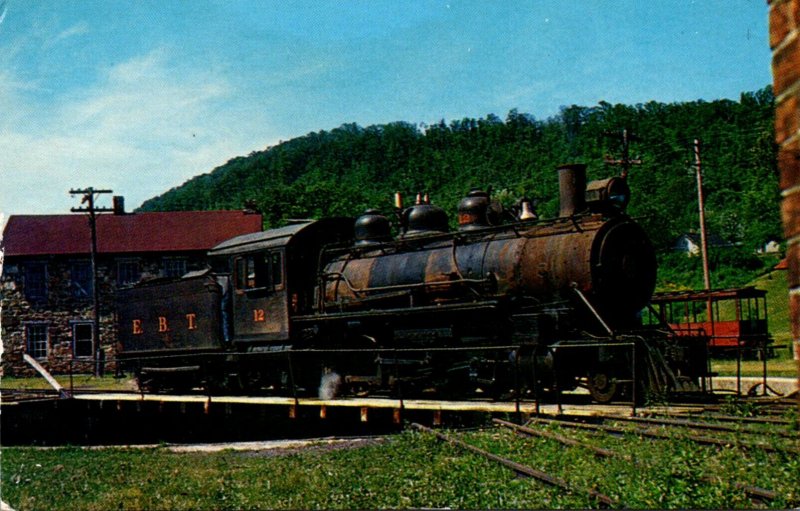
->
[116,164,709,403]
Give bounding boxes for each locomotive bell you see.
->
[354,209,392,245]
[518,198,537,220]
[457,189,490,230]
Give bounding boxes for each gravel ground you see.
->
[21,436,388,455]
[168,436,387,456]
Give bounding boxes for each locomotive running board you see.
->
[293,300,500,322]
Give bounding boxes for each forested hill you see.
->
[139,87,778,254]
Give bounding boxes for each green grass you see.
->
[0,374,136,392]
[2,426,798,510]
[747,269,792,346]
[711,356,799,377]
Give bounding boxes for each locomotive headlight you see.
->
[606,178,630,210]
[609,192,628,207]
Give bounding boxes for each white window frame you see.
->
[25,322,49,359]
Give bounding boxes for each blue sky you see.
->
[0,1,772,221]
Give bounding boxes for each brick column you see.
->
[770,0,800,370]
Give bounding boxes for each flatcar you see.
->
[116,164,710,403]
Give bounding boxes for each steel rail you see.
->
[525,416,800,455]
[494,418,621,458]
[647,410,794,426]
[588,413,799,440]
[411,423,619,508]
[494,419,780,505]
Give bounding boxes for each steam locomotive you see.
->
[116,164,709,403]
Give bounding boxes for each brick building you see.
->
[0,207,262,376]
[770,0,800,364]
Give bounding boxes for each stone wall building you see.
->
[1,207,262,376]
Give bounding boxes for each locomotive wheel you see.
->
[587,371,618,403]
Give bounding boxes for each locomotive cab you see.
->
[208,218,354,347]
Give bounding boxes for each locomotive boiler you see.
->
[116,164,708,403]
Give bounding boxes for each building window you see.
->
[117,259,140,286]
[23,263,47,302]
[72,322,94,358]
[71,261,93,298]
[162,257,187,278]
[25,323,49,359]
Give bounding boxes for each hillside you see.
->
[750,268,791,346]
[140,87,780,287]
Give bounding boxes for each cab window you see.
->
[270,252,283,288]
[235,251,283,291]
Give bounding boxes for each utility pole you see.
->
[693,139,718,374]
[70,187,113,377]
[692,140,712,292]
[603,129,642,179]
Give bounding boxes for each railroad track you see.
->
[413,419,794,508]
[411,422,619,508]
[494,418,785,506]
[408,394,797,509]
[523,407,795,505]
[525,415,799,455]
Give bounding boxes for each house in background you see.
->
[0,202,262,376]
[674,233,783,258]
[672,232,732,256]
[757,239,782,255]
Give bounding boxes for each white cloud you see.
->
[63,50,231,141]
[43,21,89,48]
[1,47,279,216]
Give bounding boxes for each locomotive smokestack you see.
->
[557,163,587,217]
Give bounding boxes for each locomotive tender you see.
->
[117,164,709,403]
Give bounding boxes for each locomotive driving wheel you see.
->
[587,370,618,403]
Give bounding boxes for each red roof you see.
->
[1,211,263,257]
